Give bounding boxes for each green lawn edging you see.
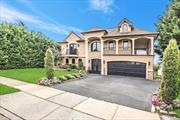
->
[0,83,20,95]
[0,68,78,84]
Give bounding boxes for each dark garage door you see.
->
[107,61,146,78]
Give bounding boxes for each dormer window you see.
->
[122,24,128,32]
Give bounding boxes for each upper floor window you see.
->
[122,24,128,32]
[123,41,129,49]
[91,42,101,52]
[69,43,77,54]
[109,41,115,50]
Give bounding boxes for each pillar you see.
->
[151,38,154,55]
[132,39,135,55]
[116,40,118,54]
[85,39,88,71]
[101,38,104,75]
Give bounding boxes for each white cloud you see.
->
[0,3,82,35]
[89,0,114,13]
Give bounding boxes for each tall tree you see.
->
[160,39,179,103]
[156,0,180,58]
[44,48,54,79]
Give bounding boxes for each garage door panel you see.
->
[107,61,146,78]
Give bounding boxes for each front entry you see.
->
[91,59,101,74]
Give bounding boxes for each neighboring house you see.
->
[58,18,158,80]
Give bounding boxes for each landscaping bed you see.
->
[0,83,20,95]
[152,92,180,118]
[0,68,78,84]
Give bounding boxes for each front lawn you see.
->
[176,94,180,99]
[0,83,20,95]
[0,68,78,84]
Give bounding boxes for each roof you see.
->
[58,31,84,43]
[118,18,133,27]
[81,26,107,34]
[58,19,158,43]
[103,27,158,38]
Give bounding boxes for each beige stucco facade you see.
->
[58,19,158,80]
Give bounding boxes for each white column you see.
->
[85,39,88,71]
[132,39,135,55]
[116,40,118,54]
[101,38,104,75]
[151,38,154,55]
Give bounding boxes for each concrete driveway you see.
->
[53,74,160,111]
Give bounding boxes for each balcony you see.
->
[103,47,151,55]
[118,47,131,55]
[66,49,78,55]
[104,47,116,54]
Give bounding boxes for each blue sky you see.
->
[0,0,170,42]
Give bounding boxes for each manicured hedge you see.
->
[0,22,55,69]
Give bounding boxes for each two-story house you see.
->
[58,19,158,80]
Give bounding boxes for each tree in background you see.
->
[44,48,54,79]
[154,64,160,76]
[156,0,180,58]
[0,22,55,69]
[53,44,61,66]
[160,39,179,103]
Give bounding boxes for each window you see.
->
[91,42,101,51]
[72,59,75,64]
[136,49,147,55]
[69,43,77,54]
[66,59,69,64]
[123,41,129,49]
[78,59,82,63]
[109,41,115,50]
[122,24,128,32]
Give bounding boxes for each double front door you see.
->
[91,59,101,74]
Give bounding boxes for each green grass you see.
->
[0,83,20,95]
[176,93,180,99]
[172,109,180,118]
[0,68,78,84]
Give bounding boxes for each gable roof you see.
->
[59,31,84,43]
[118,18,133,27]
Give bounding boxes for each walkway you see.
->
[0,77,160,120]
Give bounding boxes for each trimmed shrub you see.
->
[69,64,77,69]
[78,61,85,70]
[58,76,68,81]
[64,74,76,79]
[44,48,54,79]
[72,73,81,78]
[79,70,87,76]
[160,39,179,104]
[79,73,84,77]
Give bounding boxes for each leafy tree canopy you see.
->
[0,22,56,69]
[156,0,180,58]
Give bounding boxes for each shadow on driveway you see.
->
[52,74,160,111]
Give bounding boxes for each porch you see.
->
[103,37,154,55]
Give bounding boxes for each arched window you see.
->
[91,42,101,51]
[78,59,82,63]
[122,24,128,32]
[66,59,69,64]
[72,59,75,64]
